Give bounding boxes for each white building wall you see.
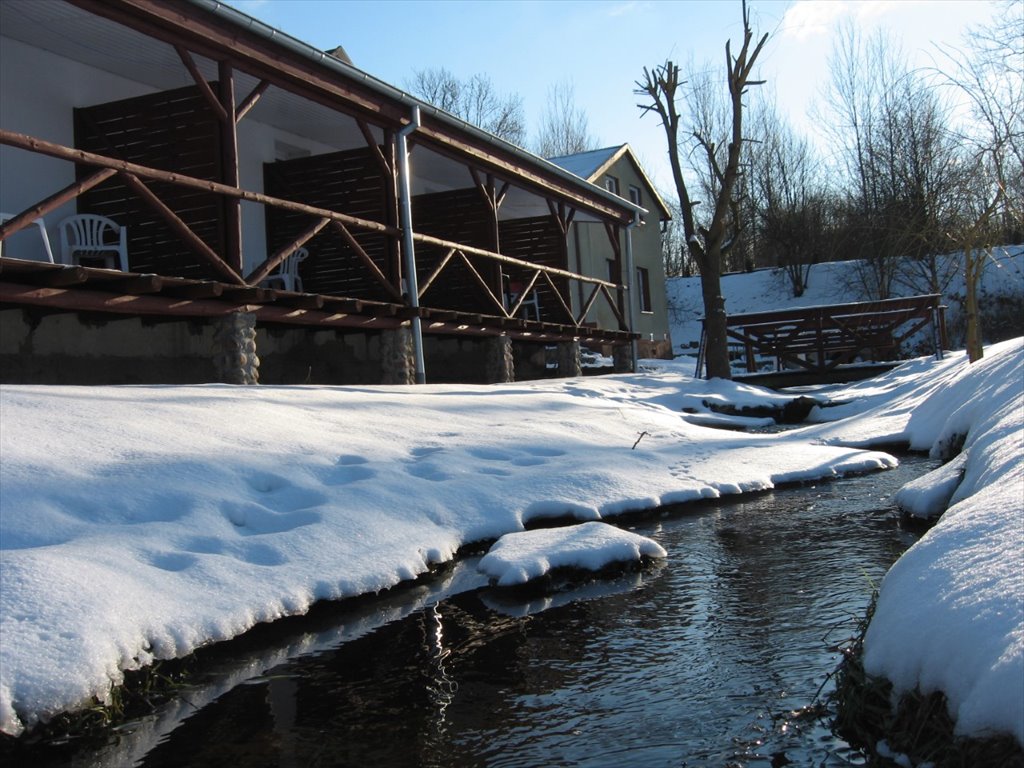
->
[0,36,156,262]
[1,36,340,273]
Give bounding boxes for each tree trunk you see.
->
[701,270,731,378]
[964,247,984,362]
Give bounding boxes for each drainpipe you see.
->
[624,212,640,372]
[396,106,426,384]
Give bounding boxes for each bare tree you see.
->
[935,1,1023,361]
[822,24,966,302]
[534,81,598,158]
[660,194,699,278]
[636,0,768,379]
[408,67,527,146]
[747,100,828,296]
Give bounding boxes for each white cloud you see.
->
[779,0,851,41]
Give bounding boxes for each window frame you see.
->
[636,266,653,313]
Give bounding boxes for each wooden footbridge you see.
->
[696,294,948,385]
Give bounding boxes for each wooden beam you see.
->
[68,0,634,224]
[357,119,391,176]
[161,281,223,299]
[416,247,457,298]
[69,0,407,124]
[236,79,270,123]
[0,168,117,243]
[329,220,402,299]
[245,216,330,286]
[174,45,228,122]
[106,274,164,294]
[0,131,400,238]
[218,60,242,273]
[119,171,245,285]
[0,280,408,330]
[22,266,89,287]
[410,229,616,289]
[456,252,509,316]
[541,270,576,325]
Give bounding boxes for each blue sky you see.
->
[229,0,996,192]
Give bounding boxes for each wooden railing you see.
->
[696,294,947,376]
[0,129,630,332]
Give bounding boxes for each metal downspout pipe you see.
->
[396,106,426,383]
[624,212,640,372]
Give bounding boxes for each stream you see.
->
[20,455,937,767]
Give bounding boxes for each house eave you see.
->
[180,0,645,223]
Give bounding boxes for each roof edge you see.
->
[189,0,647,219]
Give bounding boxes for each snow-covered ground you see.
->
[1,339,1021,749]
[666,245,1024,359]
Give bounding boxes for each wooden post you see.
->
[471,168,506,306]
[219,61,242,275]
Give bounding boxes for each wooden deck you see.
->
[696,294,947,379]
[0,257,635,346]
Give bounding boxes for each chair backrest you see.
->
[59,214,128,270]
[277,247,308,277]
[59,214,122,251]
[2,212,56,263]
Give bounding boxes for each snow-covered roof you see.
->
[548,146,623,180]
[549,144,672,220]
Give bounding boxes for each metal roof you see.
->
[191,0,647,219]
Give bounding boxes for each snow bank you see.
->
[666,246,1024,354]
[853,340,1023,743]
[478,521,666,586]
[0,340,1020,748]
[0,374,894,735]
[801,339,1022,744]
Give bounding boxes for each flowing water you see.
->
[23,456,936,768]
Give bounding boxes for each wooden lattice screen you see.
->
[499,215,569,322]
[263,148,392,299]
[412,188,498,314]
[74,84,224,279]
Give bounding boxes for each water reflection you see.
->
[29,457,935,767]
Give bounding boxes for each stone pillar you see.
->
[555,340,582,378]
[211,311,259,384]
[613,343,634,373]
[380,326,416,385]
[483,334,514,383]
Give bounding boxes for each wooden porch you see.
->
[0,0,641,384]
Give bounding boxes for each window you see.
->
[607,258,618,284]
[636,267,653,313]
[604,175,619,195]
[628,185,642,207]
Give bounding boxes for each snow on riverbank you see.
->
[479,522,666,587]
[666,245,1024,357]
[1,340,1021,746]
[797,338,1024,743]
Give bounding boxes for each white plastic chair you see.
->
[59,214,128,271]
[261,247,308,292]
[0,212,55,263]
[506,278,541,321]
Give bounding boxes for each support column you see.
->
[483,335,514,383]
[613,344,633,373]
[380,326,415,385]
[556,340,581,378]
[211,311,259,384]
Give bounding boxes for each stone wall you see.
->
[0,309,584,386]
